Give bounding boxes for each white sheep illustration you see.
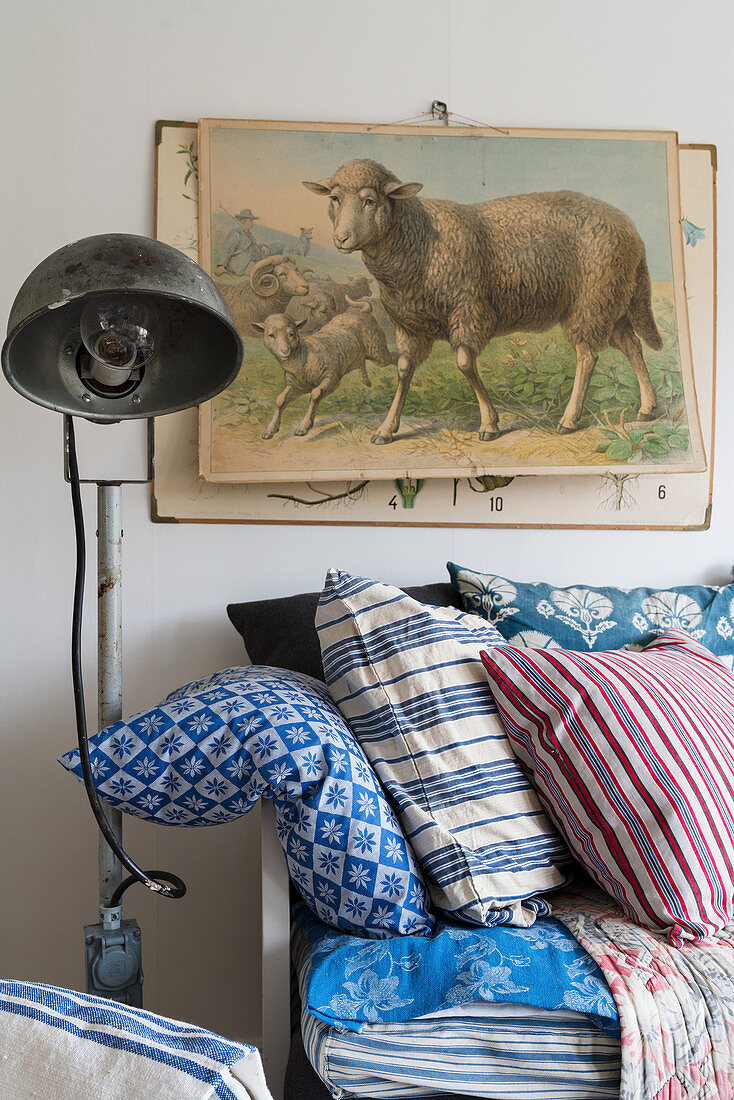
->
[304,159,662,445]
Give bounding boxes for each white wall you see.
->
[1,0,733,1044]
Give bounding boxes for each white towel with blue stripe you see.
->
[0,981,272,1099]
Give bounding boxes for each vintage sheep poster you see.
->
[153,123,715,528]
[196,119,704,483]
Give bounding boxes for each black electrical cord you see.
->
[67,416,186,904]
[110,872,185,909]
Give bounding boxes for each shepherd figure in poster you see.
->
[304,158,662,444]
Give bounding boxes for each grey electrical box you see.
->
[84,918,143,1006]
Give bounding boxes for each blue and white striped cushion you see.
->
[0,981,270,1099]
[315,569,573,926]
[301,1004,620,1100]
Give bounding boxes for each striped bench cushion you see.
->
[301,1006,621,1100]
[481,629,734,944]
[315,569,572,926]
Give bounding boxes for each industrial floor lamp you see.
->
[2,234,243,1004]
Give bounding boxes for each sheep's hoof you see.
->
[294,426,310,437]
[262,429,276,440]
[558,423,579,435]
[478,429,499,442]
[371,430,393,445]
[637,409,657,422]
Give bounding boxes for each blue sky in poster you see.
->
[210,127,675,280]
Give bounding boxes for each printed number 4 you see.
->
[389,496,398,509]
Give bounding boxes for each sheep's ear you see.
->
[251,321,265,333]
[303,179,333,195]
[295,317,308,330]
[384,180,423,199]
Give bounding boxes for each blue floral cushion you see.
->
[292,899,619,1035]
[59,666,433,937]
[448,561,734,664]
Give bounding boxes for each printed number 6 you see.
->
[658,485,666,500]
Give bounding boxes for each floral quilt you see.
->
[554,886,734,1100]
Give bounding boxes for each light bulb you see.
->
[80,296,158,377]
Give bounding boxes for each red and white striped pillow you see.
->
[480,630,734,944]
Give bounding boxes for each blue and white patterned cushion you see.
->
[448,561,734,666]
[0,980,270,1099]
[315,569,574,928]
[59,666,432,937]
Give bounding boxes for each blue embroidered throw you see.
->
[293,901,619,1036]
[448,561,734,664]
[60,666,432,937]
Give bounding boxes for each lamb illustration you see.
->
[253,301,393,439]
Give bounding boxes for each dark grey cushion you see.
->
[284,1024,331,1100]
[227,582,462,682]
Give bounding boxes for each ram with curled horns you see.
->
[303,158,661,444]
[219,254,311,333]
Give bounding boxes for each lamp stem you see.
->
[97,482,123,909]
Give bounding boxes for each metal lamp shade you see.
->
[2,234,243,420]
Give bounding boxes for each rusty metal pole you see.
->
[97,483,123,910]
